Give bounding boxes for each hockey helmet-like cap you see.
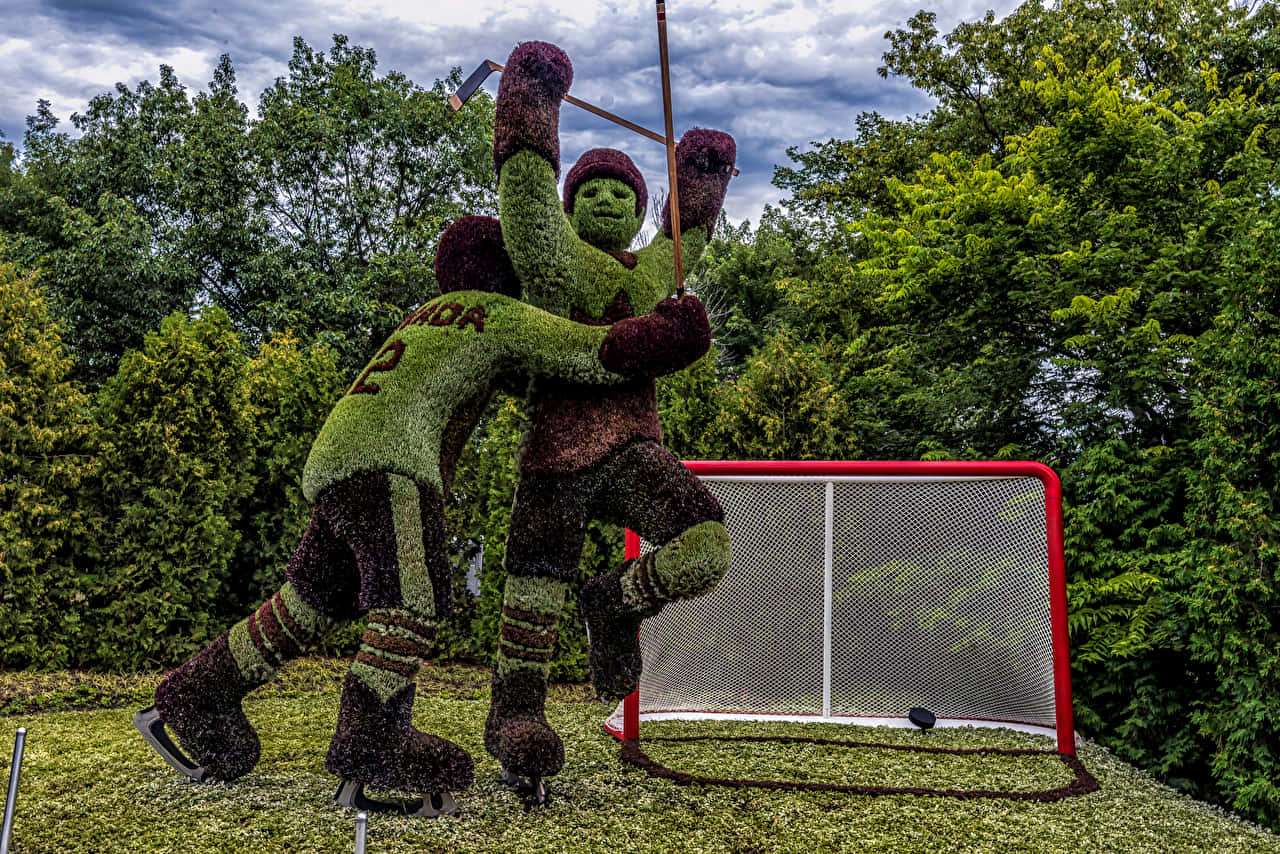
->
[563,148,647,218]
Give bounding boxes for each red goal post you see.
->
[605,460,1077,755]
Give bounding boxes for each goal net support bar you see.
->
[604,460,1077,755]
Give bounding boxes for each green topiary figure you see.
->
[486,41,736,801]
[135,214,712,817]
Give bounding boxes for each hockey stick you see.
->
[448,58,740,177]
[655,0,685,298]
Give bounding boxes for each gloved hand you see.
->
[662,128,737,237]
[494,41,573,178]
[598,296,712,378]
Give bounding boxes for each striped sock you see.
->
[351,609,440,703]
[619,551,667,612]
[495,576,566,679]
[228,582,336,685]
[620,521,732,611]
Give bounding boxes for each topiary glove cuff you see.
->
[598,296,711,378]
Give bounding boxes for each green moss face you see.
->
[569,178,641,252]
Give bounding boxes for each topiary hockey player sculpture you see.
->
[485,41,737,803]
[133,214,713,818]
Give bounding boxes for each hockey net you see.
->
[604,460,1077,756]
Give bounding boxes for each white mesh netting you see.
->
[608,474,1058,736]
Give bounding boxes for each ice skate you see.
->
[143,632,261,782]
[326,672,472,817]
[485,668,562,806]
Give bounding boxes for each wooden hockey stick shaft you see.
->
[450,59,739,176]
[656,0,685,298]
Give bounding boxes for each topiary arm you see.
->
[634,128,736,301]
[493,42,596,315]
[634,225,712,304]
[498,150,587,314]
[491,295,709,384]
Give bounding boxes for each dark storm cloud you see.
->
[2,0,1016,223]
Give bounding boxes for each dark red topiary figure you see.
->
[436,215,521,298]
[486,41,736,802]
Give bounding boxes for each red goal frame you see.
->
[606,460,1077,756]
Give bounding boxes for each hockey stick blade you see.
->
[449,61,499,110]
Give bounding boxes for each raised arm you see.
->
[636,128,737,299]
[493,42,585,316]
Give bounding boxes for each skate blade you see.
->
[134,706,211,783]
[333,780,458,818]
[500,768,549,805]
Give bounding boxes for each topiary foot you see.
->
[326,673,474,800]
[580,567,653,702]
[485,669,564,781]
[150,633,260,782]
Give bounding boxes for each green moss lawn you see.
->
[1,659,1276,853]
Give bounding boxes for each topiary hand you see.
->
[663,128,737,237]
[598,295,711,378]
[494,41,574,178]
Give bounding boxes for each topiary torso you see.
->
[498,150,710,473]
[302,288,631,500]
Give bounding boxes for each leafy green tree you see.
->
[251,36,496,369]
[690,207,810,373]
[769,5,1280,822]
[1182,176,1280,826]
[710,330,848,461]
[776,0,1254,220]
[0,263,100,667]
[7,37,496,378]
[225,333,344,617]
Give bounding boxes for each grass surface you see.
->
[1,659,1276,853]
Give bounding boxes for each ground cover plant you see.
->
[1,660,1277,854]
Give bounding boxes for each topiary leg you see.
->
[581,520,731,701]
[581,442,731,701]
[485,574,568,788]
[324,475,473,810]
[147,580,337,781]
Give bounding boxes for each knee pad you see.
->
[653,520,732,600]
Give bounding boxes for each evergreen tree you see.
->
[84,308,252,668]
[0,262,99,667]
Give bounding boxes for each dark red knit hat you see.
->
[563,148,647,217]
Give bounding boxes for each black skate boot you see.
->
[485,668,563,805]
[138,631,260,782]
[326,672,473,818]
[580,563,660,702]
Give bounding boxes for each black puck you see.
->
[908,707,937,731]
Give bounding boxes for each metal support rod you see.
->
[354,811,368,854]
[1,728,27,854]
[822,481,834,720]
[655,0,685,299]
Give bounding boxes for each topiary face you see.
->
[569,178,642,252]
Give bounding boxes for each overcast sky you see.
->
[0,0,1020,225]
